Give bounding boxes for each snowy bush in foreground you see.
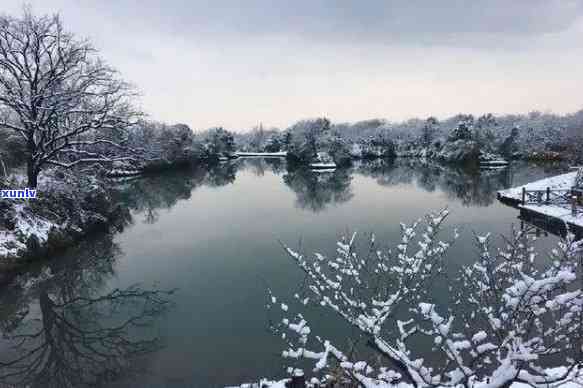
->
[264,211,583,388]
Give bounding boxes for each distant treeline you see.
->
[233,110,583,164]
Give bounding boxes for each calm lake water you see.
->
[0,159,571,387]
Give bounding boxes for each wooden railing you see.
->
[521,186,583,217]
[521,188,573,205]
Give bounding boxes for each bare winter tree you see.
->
[0,8,140,187]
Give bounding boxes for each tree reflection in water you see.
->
[283,167,353,212]
[119,158,536,218]
[357,159,518,207]
[0,233,175,387]
[0,159,568,386]
[117,163,236,224]
[236,157,286,177]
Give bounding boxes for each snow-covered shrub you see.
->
[0,127,26,173]
[0,168,130,260]
[356,134,397,160]
[327,135,352,167]
[473,114,498,153]
[420,117,440,147]
[498,127,520,158]
[286,118,332,164]
[265,135,284,153]
[264,213,583,388]
[200,127,236,159]
[437,140,480,165]
[448,122,474,142]
[125,121,202,171]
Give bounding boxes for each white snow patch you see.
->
[498,172,577,202]
[235,151,287,157]
[0,204,58,260]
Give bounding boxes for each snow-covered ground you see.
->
[497,171,582,228]
[0,203,57,259]
[1,170,118,262]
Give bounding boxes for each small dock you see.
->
[497,168,583,237]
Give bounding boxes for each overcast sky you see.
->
[4,1,583,131]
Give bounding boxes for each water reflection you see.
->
[0,233,175,387]
[119,159,565,216]
[283,167,354,212]
[0,159,571,387]
[204,163,237,187]
[236,157,286,177]
[358,159,515,206]
[117,164,236,224]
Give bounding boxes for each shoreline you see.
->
[1,158,576,277]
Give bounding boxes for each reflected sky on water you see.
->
[0,159,571,387]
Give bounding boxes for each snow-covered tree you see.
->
[499,127,520,158]
[203,127,235,157]
[287,118,331,163]
[0,9,139,187]
[474,114,497,152]
[266,213,583,388]
[127,121,197,166]
[421,117,439,147]
[265,134,283,152]
[448,121,474,142]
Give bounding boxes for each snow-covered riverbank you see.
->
[0,170,129,271]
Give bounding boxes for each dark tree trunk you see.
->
[26,134,39,188]
[27,160,38,188]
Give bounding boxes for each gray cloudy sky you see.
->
[4,0,583,130]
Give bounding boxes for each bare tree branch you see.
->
[0,8,141,187]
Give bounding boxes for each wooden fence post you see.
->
[522,187,526,205]
[546,187,550,203]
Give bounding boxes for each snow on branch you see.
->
[264,212,583,388]
[0,8,141,186]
